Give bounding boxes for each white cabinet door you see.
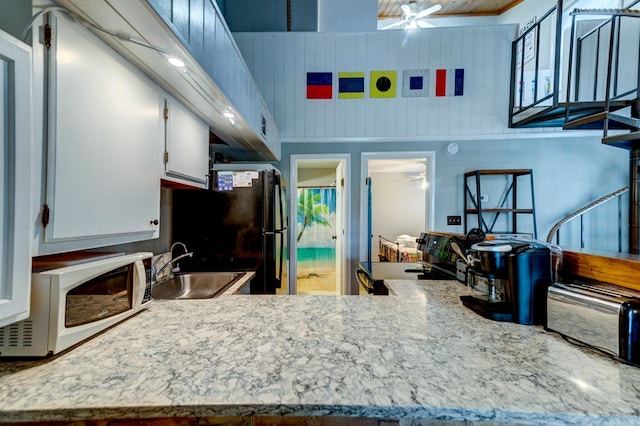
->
[0,30,32,327]
[42,13,161,249]
[163,97,209,187]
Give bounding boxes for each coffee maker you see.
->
[460,239,552,325]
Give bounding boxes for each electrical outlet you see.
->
[447,215,462,226]
[480,194,489,203]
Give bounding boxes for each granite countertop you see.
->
[1,279,640,424]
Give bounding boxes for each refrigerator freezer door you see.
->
[172,178,264,273]
[172,169,287,294]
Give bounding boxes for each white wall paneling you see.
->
[497,0,557,27]
[235,25,550,141]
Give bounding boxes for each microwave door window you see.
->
[65,265,133,327]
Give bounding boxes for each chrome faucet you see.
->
[152,242,193,283]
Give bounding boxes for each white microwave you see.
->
[0,252,153,357]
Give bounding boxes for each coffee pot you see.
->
[461,239,552,325]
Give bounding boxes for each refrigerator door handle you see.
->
[275,174,285,233]
[275,230,283,288]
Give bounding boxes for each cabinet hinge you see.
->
[44,24,52,48]
[164,151,169,164]
[163,107,169,121]
[41,204,50,228]
[365,177,370,185]
[341,178,345,187]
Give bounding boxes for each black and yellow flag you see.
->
[370,70,397,98]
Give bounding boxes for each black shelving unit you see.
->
[464,169,537,238]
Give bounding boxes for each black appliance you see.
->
[416,232,459,278]
[460,239,551,325]
[357,232,460,295]
[356,261,391,295]
[356,261,453,295]
[172,165,287,294]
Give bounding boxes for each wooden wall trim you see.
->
[562,249,640,291]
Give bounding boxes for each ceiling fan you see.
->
[381,1,442,30]
[395,172,429,189]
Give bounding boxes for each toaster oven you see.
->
[546,281,640,366]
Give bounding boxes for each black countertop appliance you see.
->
[357,232,459,295]
[356,261,455,295]
[416,232,459,277]
[171,165,287,294]
[461,239,551,325]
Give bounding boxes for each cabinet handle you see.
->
[150,219,159,226]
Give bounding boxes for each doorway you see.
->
[290,154,350,295]
[360,152,436,263]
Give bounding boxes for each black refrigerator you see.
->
[172,166,287,294]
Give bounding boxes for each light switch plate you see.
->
[447,215,462,225]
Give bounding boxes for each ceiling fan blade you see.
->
[381,20,407,30]
[395,176,423,181]
[416,19,434,28]
[400,4,412,17]
[415,4,442,19]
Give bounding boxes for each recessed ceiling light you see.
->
[167,57,185,67]
[222,110,236,125]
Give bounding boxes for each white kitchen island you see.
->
[1,279,639,425]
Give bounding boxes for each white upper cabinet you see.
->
[54,0,280,161]
[37,13,161,254]
[163,96,209,187]
[147,0,280,161]
[0,30,32,327]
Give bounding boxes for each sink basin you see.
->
[151,272,245,299]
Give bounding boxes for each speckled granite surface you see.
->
[1,280,639,424]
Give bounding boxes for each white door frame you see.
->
[290,153,351,295]
[359,151,436,262]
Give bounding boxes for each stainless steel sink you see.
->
[151,272,245,299]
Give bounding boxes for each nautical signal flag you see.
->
[370,70,397,98]
[306,72,332,99]
[338,72,365,99]
[402,69,429,97]
[435,68,464,97]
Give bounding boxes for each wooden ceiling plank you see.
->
[377,0,523,19]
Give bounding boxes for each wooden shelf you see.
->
[466,209,534,214]
[464,169,533,177]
